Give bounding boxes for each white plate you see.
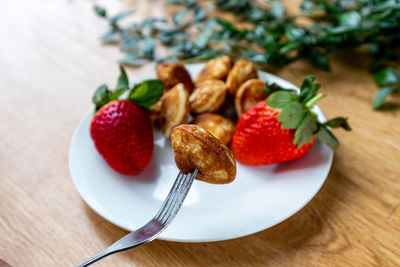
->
[69,64,333,242]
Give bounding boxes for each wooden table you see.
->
[1,0,399,266]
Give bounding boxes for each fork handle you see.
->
[77,170,198,266]
[77,249,113,267]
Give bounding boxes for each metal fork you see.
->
[78,169,198,267]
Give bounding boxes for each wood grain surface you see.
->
[1,0,399,266]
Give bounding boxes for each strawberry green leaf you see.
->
[109,88,125,101]
[299,75,320,103]
[264,83,293,95]
[372,85,398,109]
[128,80,164,109]
[373,67,400,86]
[266,91,297,109]
[323,117,351,130]
[92,84,110,111]
[294,113,318,147]
[277,102,306,129]
[316,125,340,149]
[115,65,129,91]
[300,75,315,89]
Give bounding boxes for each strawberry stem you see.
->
[305,93,324,108]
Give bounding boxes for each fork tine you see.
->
[160,169,198,225]
[154,172,185,219]
[155,172,188,221]
[156,172,189,223]
[157,174,188,223]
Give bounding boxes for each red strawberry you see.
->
[231,76,351,165]
[231,102,316,165]
[89,66,164,174]
[90,100,154,175]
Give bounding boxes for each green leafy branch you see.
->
[93,1,211,66]
[93,0,400,109]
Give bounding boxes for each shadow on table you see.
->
[376,102,400,112]
[83,155,353,265]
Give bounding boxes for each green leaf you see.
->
[267,83,293,93]
[92,67,131,110]
[247,54,268,64]
[373,67,400,86]
[108,11,134,24]
[264,83,294,95]
[93,5,107,17]
[100,30,120,44]
[300,75,315,91]
[109,88,125,101]
[339,11,361,27]
[316,125,340,150]
[115,65,129,91]
[158,56,178,63]
[194,7,206,21]
[203,18,218,30]
[285,27,305,41]
[300,0,313,12]
[159,29,182,45]
[266,91,298,109]
[270,1,285,19]
[323,117,351,130]
[141,18,167,28]
[299,76,320,103]
[166,0,184,6]
[185,0,196,6]
[264,35,276,53]
[310,50,330,71]
[173,9,188,25]
[128,80,164,108]
[140,37,155,59]
[279,42,301,54]
[92,84,110,110]
[119,52,143,66]
[277,102,306,129]
[120,37,140,52]
[372,85,398,109]
[184,52,221,62]
[195,33,208,49]
[294,113,318,147]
